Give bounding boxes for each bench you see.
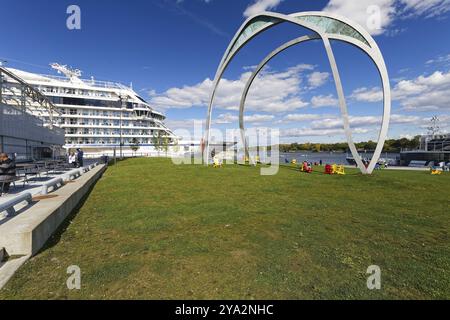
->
[408,160,427,168]
[63,169,83,182]
[41,178,64,195]
[0,192,32,217]
[16,165,49,186]
[0,177,22,194]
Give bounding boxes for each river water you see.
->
[279,151,400,165]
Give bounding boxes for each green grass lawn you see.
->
[1,158,449,299]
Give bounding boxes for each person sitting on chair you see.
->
[0,153,17,195]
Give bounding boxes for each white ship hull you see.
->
[3,64,178,158]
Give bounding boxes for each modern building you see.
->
[0,67,65,161]
[400,134,450,165]
[2,64,177,158]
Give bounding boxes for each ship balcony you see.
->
[65,133,173,138]
[62,124,163,130]
[59,114,155,121]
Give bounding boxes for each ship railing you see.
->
[36,73,131,90]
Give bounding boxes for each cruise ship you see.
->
[2,63,177,157]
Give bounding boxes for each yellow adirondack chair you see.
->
[431,169,442,175]
[336,165,345,175]
[332,164,345,175]
[213,157,222,168]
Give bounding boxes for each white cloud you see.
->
[351,87,384,102]
[215,113,274,124]
[243,0,284,18]
[426,54,450,66]
[399,0,450,18]
[149,65,313,113]
[280,113,423,138]
[308,71,330,88]
[351,70,450,111]
[282,127,371,138]
[283,114,323,122]
[245,114,275,122]
[323,0,396,35]
[165,118,204,130]
[311,94,338,108]
[323,0,450,36]
[310,116,382,130]
[313,114,421,130]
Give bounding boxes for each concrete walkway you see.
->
[0,159,100,222]
[0,163,107,289]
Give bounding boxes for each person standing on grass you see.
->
[0,153,16,195]
[76,149,84,168]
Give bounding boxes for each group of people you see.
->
[68,149,84,168]
[0,149,85,196]
[285,158,323,167]
[0,153,16,196]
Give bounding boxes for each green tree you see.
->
[152,131,162,156]
[162,134,170,157]
[130,138,140,156]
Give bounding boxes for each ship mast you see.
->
[50,63,83,84]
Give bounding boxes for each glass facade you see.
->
[295,15,370,47]
[229,14,370,62]
[230,17,281,57]
[50,96,117,108]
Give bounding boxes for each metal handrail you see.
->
[34,73,131,90]
[0,193,33,217]
[63,168,84,182]
[41,178,64,195]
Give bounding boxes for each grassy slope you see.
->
[1,158,449,300]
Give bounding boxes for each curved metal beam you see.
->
[322,35,368,173]
[238,34,321,165]
[205,12,331,164]
[206,11,391,175]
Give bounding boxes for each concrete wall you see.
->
[0,164,106,257]
[0,103,65,160]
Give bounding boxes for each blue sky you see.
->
[2,0,450,143]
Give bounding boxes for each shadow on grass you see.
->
[35,171,106,255]
[107,157,130,167]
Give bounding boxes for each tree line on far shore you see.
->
[278,136,421,153]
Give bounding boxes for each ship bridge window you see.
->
[136,96,148,104]
[126,102,138,109]
[49,96,116,108]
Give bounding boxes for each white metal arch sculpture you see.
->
[204,11,391,174]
